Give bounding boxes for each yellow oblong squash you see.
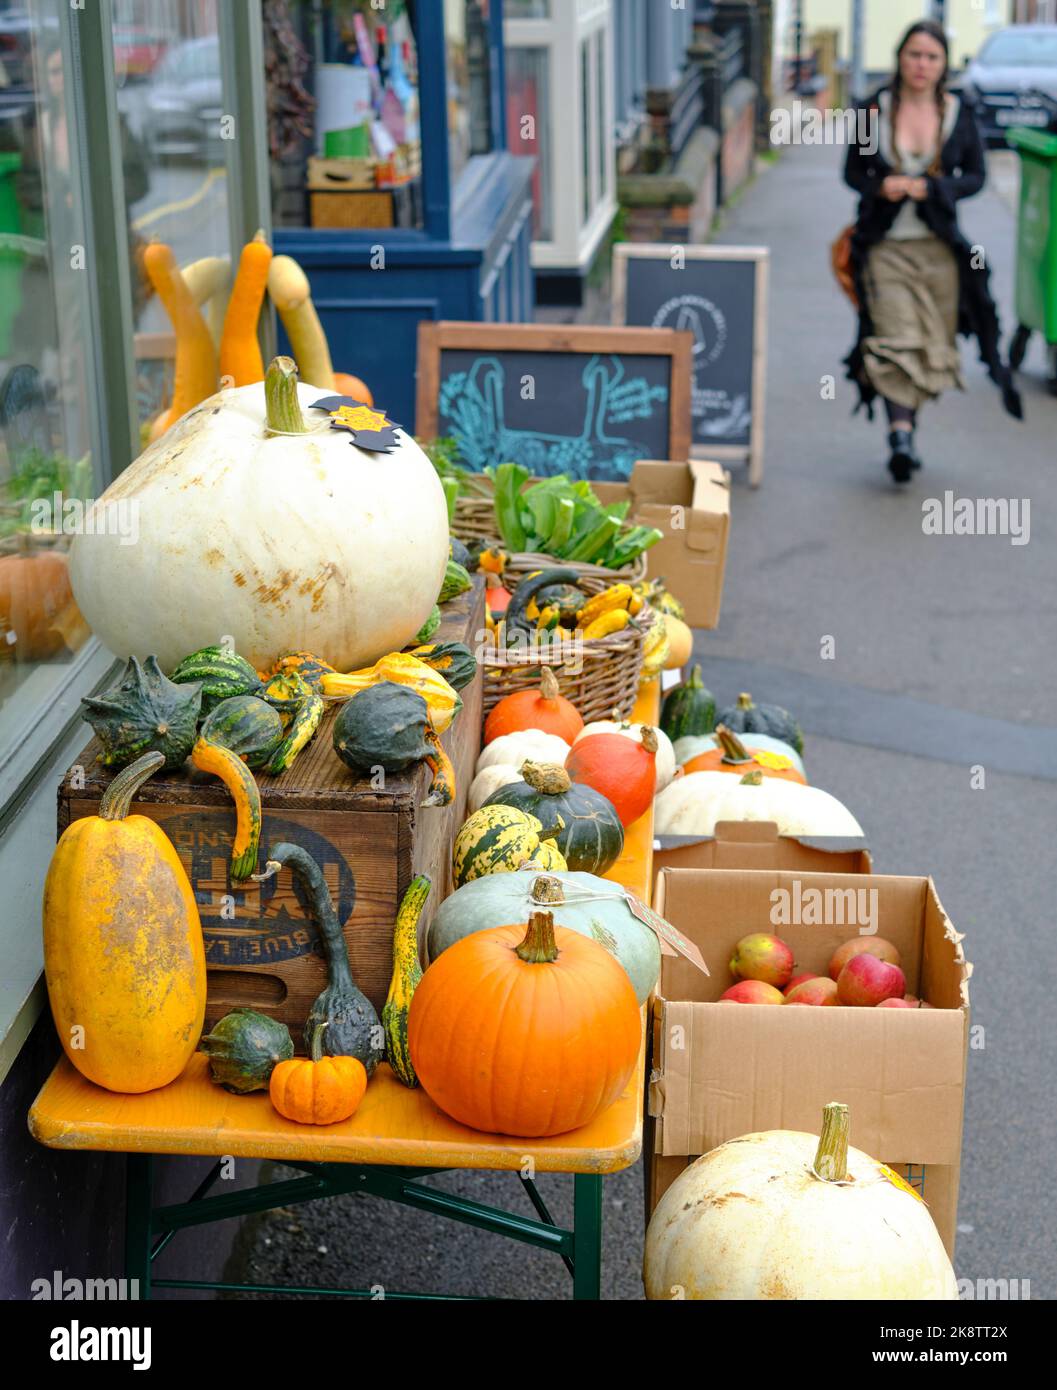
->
[322,652,462,732]
[42,752,206,1093]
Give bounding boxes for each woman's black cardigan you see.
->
[843,90,1022,420]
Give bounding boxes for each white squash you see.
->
[476,730,571,776]
[574,719,676,789]
[468,764,524,813]
[674,731,806,779]
[68,358,449,671]
[654,770,863,836]
[644,1103,957,1301]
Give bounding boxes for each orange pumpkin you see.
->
[269,1024,368,1125]
[564,725,658,827]
[683,724,807,784]
[408,909,640,1137]
[333,371,373,405]
[0,548,86,661]
[484,666,583,745]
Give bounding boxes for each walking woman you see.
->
[843,20,1021,484]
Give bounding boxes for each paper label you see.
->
[879,1164,925,1203]
[623,890,709,975]
[752,750,795,771]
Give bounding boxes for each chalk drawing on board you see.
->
[650,294,752,441]
[438,354,668,479]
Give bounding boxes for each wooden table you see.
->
[29,683,660,1301]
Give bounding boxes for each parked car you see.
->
[142,35,223,162]
[962,25,1057,146]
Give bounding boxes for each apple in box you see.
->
[729,933,794,990]
[837,954,906,1006]
[828,936,902,981]
[785,977,839,1007]
[719,981,785,1005]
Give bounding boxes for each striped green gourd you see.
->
[438,558,472,604]
[452,805,558,888]
[382,875,432,1087]
[170,645,263,716]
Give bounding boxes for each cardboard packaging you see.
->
[593,459,730,629]
[646,867,971,1257]
[654,821,872,878]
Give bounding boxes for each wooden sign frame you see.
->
[612,243,769,487]
[415,320,693,469]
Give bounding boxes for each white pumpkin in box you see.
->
[69,359,449,671]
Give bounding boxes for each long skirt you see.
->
[861,236,964,411]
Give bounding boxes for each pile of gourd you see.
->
[654,667,864,837]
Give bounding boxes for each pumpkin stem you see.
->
[736,692,754,710]
[265,356,309,434]
[739,769,764,786]
[813,1102,850,1182]
[521,760,572,795]
[539,666,559,703]
[309,1021,328,1064]
[515,910,560,965]
[640,725,659,756]
[686,664,703,690]
[530,874,566,906]
[98,750,165,821]
[715,724,752,764]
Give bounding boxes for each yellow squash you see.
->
[42,751,206,1093]
[322,652,461,732]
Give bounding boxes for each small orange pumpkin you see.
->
[408,908,640,1137]
[484,666,583,746]
[269,1024,368,1125]
[564,725,658,827]
[0,547,86,661]
[683,724,807,784]
[333,371,373,405]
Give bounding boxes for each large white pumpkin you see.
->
[644,1104,957,1301]
[69,367,449,671]
[654,770,863,837]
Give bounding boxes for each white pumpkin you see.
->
[673,731,807,779]
[468,764,524,813]
[476,730,571,776]
[644,1103,957,1301]
[574,720,677,789]
[654,770,863,837]
[68,361,449,671]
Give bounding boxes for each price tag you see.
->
[622,891,709,975]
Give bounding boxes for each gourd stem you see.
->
[521,760,572,795]
[539,667,559,703]
[640,725,659,756]
[309,1022,328,1064]
[687,664,702,690]
[265,356,309,434]
[736,692,753,710]
[269,842,356,990]
[813,1102,850,1182]
[530,874,566,906]
[739,769,764,786]
[515,910,560,964]
[99,750,165,821]
[715,723,752,764]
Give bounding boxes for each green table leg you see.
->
[572,1173,602,1300]
[125,1155,154,1301]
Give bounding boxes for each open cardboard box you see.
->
[654,820,872,879]
[646,867,972,1257]
[593,459,730,629]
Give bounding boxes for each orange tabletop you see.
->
[29,681,661,1173]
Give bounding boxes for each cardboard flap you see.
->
[654,1001,967,1164]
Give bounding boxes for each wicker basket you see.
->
[452,495,648,586]
[480,609,654,723]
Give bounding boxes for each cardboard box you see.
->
[646,867,971,1256]
[654,820,872,878]
[593,459,730,629]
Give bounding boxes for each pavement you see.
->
[228,139,1057,1301]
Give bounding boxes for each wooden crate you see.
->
[57,581,485,1045]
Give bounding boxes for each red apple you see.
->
[784,972,819,996]
[828,936,902,982]
[837,954,906,1006]
[719,980,786,1005]
[784,977,839,1007]
[877,997,917,1008]
[729,933,794,989]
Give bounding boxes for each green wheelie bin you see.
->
[1007,126,1057,396]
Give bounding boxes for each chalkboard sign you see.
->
[613,245,769,486]
[416,322,692,483]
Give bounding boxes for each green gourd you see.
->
[449,536,472,570]
[82,655,202,769]
[452,804,561,887]
[660,664,716,742]
[200,695,285,770]
[257,843,383,1074]
[170,645,263,716]
[438,558,473,604]
[381,875,431,1087]
[482,761,624,875]
[716,691,804,756]
[504,566,582,639]
[412,605,442,645]
[198,1008,294,1093]
[261,672,325,775]
[408,641,477,691]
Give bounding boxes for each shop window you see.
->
[581,40,591,222]
[506,46,552,241]
[446,0,495,187]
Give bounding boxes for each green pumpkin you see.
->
[660,664,716,742]
[716,691,804,756]
[82,655,202,769]
[198,1008,294,1093]
[332,682,433,774]
[170,645,263,716]
[449,536,472,570]
[200,695,285,770]
[409,641,477,691]
[482,761,624,875]
[412,605,442,645]
[428,870,661,1005]
[438,558,473,604]
[452,805,559,888]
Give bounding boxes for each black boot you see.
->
[887,428,921,484]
